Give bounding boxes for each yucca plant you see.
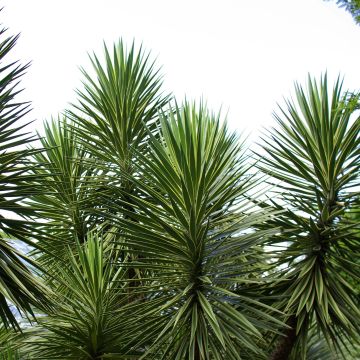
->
[28,117,106,269]
[68,40,171,177]
[302,324,360,360]
[68,40,172,297]
[23,232,136,359]
[101,103,284,359]
[1,11,359,358]
[0,23,49,329]
[0,325,22,359]
[258,74,360,359]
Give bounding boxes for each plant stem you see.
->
[269,315,297,360]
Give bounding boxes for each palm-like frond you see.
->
[0,28,34,238]
[258,74,360,359]
[106,103,283,359]
[24,233,135,359]
[0,325,22,359]
[29,118,105,266]
[300,327,360,360]
[0,25,49,328]
[69,40,171,178]
[66,39,172,302]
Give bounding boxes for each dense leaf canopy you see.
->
[0,14,359,360]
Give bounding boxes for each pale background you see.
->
[2,0,360,142]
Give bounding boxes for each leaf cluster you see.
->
[0,16,359,360]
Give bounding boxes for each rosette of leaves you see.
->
[258,74,360,359]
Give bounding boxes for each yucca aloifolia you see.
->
[23,233,137,359]
[258,74,360,359]
[29,118,104,268]
[104,103,283,359]
[67,40,171,296]
[0,24,49,328]
[69,40,171,178]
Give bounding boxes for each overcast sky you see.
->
[3,0,360,142]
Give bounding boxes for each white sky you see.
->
[3,0,360,143]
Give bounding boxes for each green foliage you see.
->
[258,74,360,359]
[103,103,283,359]
[0,14,359,360]
[298,327,360,360]
[0,326,22,359]
[28,118,104,268]
[0,24,50,329]
[68,41,171,176]
[23,233,136,359]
